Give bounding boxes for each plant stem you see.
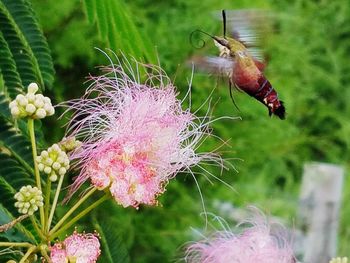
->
[49,187,97,235]
[19,245,36,263]
[30,216,45,241]
[0,242,33,247]
[47,174,64,232]
[0,214,29,232]
[28,119,45,227]
[49,194,109,240]
[44,180,51,232]
[40,246,51,263]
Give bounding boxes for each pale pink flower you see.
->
[185,209,295,263]
[50,231,101,263]
[65,54,221,208]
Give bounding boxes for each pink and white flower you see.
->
[185,209,295,263]
[50,231,101,263]
[65,55,219,208]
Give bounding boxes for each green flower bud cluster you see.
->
[14,185,43,215]
[36,144,70,182]
[59,137,82,152]
[9,83,55,119]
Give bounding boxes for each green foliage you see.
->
[0,0,54,97]
[0,153,37,243]
[83,0,157,63]
[0,0,54,250]
[91,206,131,263]
[0,93,38,243]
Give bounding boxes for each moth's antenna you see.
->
[190,29,215,49]
[222,10,227,39]
[190,29,228,49]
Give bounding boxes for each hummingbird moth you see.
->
[191,10,285,119]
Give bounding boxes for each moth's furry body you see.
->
[214,36,285,119]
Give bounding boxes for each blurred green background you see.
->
[29,0,349,261]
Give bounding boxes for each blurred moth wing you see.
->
[216,9,275,62]
[190,55,235,76]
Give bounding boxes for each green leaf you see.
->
[0,31,22,98]
[0,153,37,242]
[82,0,157,63]
[0,92,11,120]
[2,0,55,88]
[83,0,96,24]
[0,0,54,97]
[0,115,33,174]
[92,214,130,263]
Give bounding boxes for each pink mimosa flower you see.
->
[50,231,101,263]
[65,54,221,208]
[185,209,295,263]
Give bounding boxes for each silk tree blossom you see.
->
[64,55,222,208]
[185,210,296,263]
[50,231,101,263]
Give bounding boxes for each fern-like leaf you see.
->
[0,0,54,98]
[0,32,22,98]
[0,153,37,242]
[2,0,55,88]
[83,0,156,63]
[0,115,33,174]
[92,215,130,263]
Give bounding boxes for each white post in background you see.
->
[298,162,344,263]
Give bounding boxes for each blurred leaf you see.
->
[83,0,157,63]
[92,215,130,263]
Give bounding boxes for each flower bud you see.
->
[43,103,55,116]
[34,97,44,108]
[37,144,70,182]
[18,96,28,107]
[16,94,25,101]
[52,162,61,170]
[9,83,55,119]
[44,166,52,174]
[35,108,46,119]
[50,173,58,182]
[10,106,20,117]
[14,185,43,215]
[25,104,36,114]
[59,137,82,152]
[26,93,35,103]
[38,163,45,171]
[59,167,67,176]
[47,106,55,116]
[28,83,39,94]
[9,101,17,108]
